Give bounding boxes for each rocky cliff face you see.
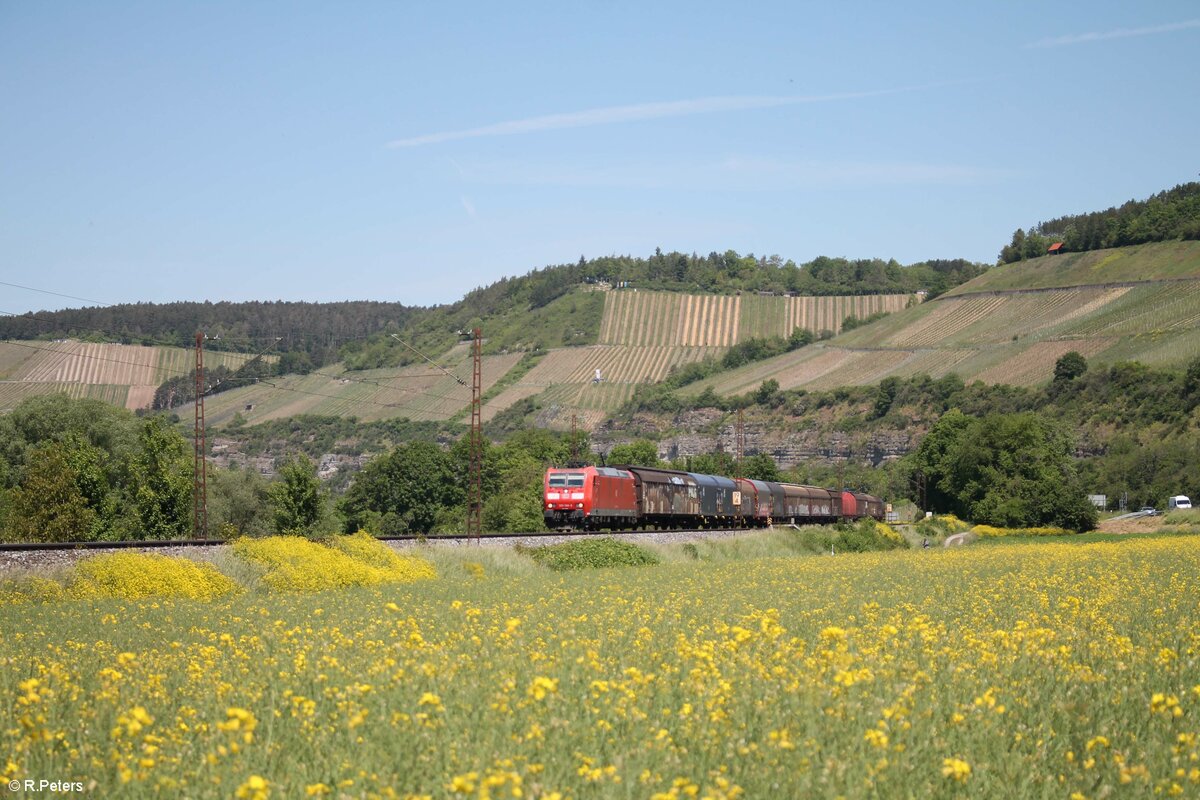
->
[595,408,925,469]
[657,426,919,468]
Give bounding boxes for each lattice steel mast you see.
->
[466,327,483,541]
[735,407,745,479]
[192,331,208,540]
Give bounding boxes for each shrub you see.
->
[971,525,1072,538]
[914,514,971,539]
[69,552,239,600]
[522,538,659,571]
[829,519,908,552]
[233,534,435,592]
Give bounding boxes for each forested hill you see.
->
[1,250,985,370]
[999,181,1200,264]
[464,250,986,307]
[0,300,417,371]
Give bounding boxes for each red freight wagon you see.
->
[841,490,885,521]
[544,466,637,530]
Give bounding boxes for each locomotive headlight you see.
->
[577,503,583,508]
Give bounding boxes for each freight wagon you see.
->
[544,466,885,531]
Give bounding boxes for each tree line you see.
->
[0,300,417,368]
[999,181,1200,263]
[5,350,1198,541]
[2,249,985,375]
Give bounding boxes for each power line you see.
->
[201,337,282,396]
[0,339,203,381]
[0,280,112,307]
[390,333,468,386]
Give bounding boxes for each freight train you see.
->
[544,465,885,531]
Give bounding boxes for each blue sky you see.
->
[2,1,1198,314]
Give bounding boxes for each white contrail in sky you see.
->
[387,87,922,148]
[1026,18,1200,48]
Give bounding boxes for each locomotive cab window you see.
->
[548,473,585,488]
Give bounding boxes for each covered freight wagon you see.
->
[623,466,700,528]
[687,472,741,526]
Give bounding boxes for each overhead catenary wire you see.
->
[200,336,283,396]
[390,333,468,386]
[0,338,205,381]
[0,280,112,307]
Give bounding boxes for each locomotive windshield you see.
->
[548,472,586,488]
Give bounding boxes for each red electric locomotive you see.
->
[544,466,888,531]
[544,466,638,530]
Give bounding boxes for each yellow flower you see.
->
[234,774,269,800]
[527,676,558,701]
[447,772,478,793]
[941,757,971,783]
[864,728,889,749]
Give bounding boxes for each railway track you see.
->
[0,527,766,553]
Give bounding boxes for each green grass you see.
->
[520,537,660,570]
[974,526,1200,546]
[943,240,1200,296]
[4,536,1199,797]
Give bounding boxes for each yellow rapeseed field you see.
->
[2,536,1199,798]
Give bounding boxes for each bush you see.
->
[917,514,971,536]
[522,538,659,571]
[971,525,1072,538]
[234,534,435,592]
[829,519,908,552]
[69,552,239,600]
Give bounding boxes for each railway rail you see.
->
[0,527,764,553]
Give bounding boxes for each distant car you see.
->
[1139,506,1158,516]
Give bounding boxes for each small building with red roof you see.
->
[1048,242,1064,255]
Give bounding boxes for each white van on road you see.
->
[1168,495,1192,510]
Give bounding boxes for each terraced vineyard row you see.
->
[0,381,131,412]
[0,340,270,410]
[973,339,1118,386]
[481,345,724,428]
[530,345,721,385]
[1094,327,1200,368]
[197,354,522,426]
[7,341,262,384]
[738,293,915,340]
[599,291,917,347]
[1054,282,1200,337]
[599,292,739,347]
